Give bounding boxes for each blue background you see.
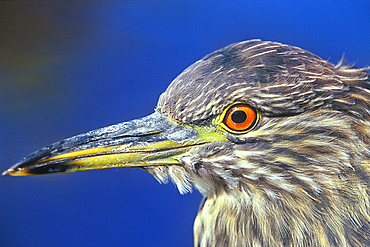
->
[1,1,369,246]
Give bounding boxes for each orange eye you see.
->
[222,103,258,133]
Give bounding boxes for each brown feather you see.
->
[155,40,370,246]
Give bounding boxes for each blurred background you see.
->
[1,1,369,246]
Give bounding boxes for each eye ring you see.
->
[220,102,259,134]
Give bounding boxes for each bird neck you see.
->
[193,184,370,247]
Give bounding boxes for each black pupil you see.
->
[231,110,247,123]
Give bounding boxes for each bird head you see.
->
[4,40,370,246]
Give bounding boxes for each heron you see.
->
[3,40,370,246]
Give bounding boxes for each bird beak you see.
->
[3,112,225,176]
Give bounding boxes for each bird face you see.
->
[4,40,370,246]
